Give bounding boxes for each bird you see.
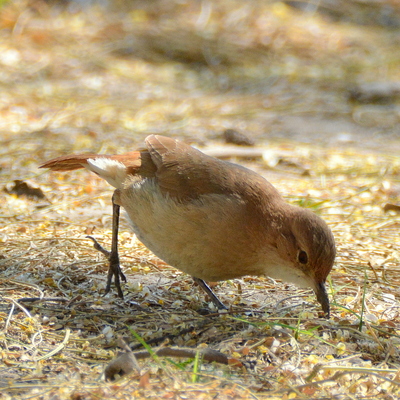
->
[40,135,336,316]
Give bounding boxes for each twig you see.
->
[18,297,70,304]
[3,301,15,332]
[133,347,229,364]
[2,297,32,319]
[34,328,71,361]
[7,280,45,299]
[105,343,230,382]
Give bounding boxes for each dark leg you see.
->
[86,192,126,298]
[193,277,228,310]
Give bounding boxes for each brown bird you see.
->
[40,135,335,315]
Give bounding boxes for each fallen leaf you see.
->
[4,180,46,200]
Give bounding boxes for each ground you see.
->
[1,0,400,399]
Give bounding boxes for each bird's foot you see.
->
[193,277,228,311]
[86,235,127,298]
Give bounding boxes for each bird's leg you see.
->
[87,192,126,298]
[192,277,228,310]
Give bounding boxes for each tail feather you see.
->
[40,151,144,189]
[39,154,100,171]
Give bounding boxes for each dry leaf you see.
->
[4,180,46,200]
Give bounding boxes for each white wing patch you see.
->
[87,158,128,188]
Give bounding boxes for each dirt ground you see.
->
[1,0,400,399]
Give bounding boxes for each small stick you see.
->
[105,337,229,381]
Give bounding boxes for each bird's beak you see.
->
[315,281,330,317]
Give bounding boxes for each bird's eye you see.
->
[298,250,308,264]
